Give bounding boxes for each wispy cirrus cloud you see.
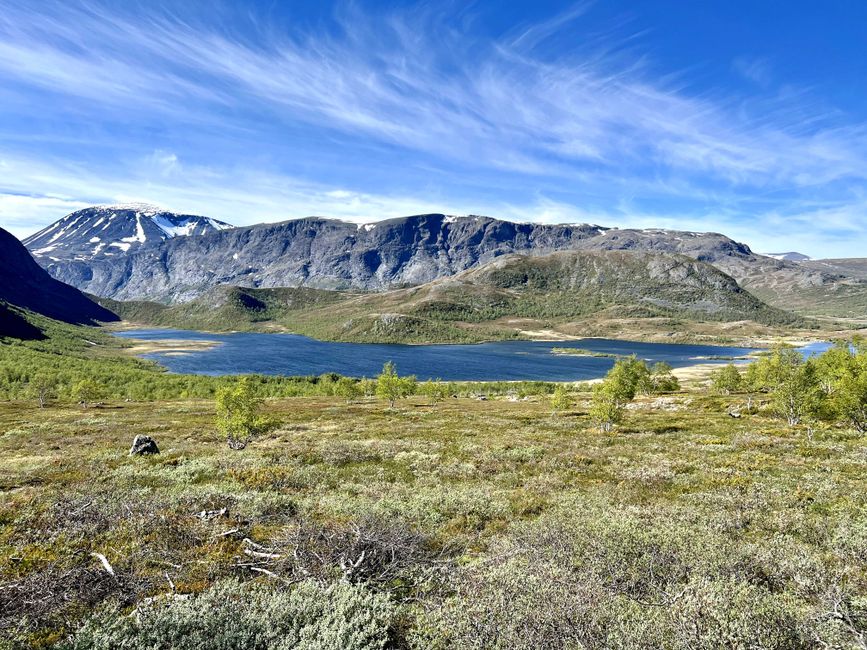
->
[0,1,865,257]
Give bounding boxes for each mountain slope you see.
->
[337,249,800,333]
[102,249,800,343]
[24,204,232,264]
[0,226,118,331]
[28,209,858,318]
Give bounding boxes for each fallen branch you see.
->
[90,552,115,577]
[242,538,282,560]
[193,508,228,521]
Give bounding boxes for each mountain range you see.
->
[21,208,861,317]
[3,211,798,345]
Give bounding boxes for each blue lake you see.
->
[114,329,774,381]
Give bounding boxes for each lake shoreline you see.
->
[109,327,788,383]
[106,319,814,350]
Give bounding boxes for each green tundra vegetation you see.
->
[1,312,866,648]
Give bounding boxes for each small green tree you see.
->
[589,382,624,433]
[645,362,680,394]
[215,377,266,449]
[745,345,802,393]
[772,359,822,426]
[419,379,448,405]
[831,368,867,432]
[400,374,418,401]
[587,358,646,432]
[27,373,57,408]
[820,342,867,432]
[606,356,646,401]
[550,385,573,415]
[710,364,743,394]
[359,378,377,398]
[72,379,104,409]
[376,361,410,407]
[813,340,852,396]
[335,377,363,403]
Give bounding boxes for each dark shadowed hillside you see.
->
[0,226,118,328]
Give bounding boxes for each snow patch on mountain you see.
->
[153,215,197,237]
[152,215,232,237]
[764,252,812,262]
[97,202,163,216]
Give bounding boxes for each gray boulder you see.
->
[129,434,159,456]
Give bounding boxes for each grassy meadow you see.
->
[2,381,865,648]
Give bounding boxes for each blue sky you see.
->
[1,1,866,257]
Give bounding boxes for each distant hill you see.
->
[803,258,867,280]
[101,249,801,343]
[0,226,117,336]
[765,257,867,320]
[97,285,348,333]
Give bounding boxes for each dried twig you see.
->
[90,553,115,577]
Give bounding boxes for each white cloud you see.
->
[143,150,181,177]
[0,1,865,187]
[0,153,464,238]
[733,56,773,86]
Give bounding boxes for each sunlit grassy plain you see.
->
[2,378,865,647]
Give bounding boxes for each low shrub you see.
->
[61,578,398,650]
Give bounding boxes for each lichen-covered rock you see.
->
[129,435,159,456]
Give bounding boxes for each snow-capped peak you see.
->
[96,202,163,215]
[24,205,234,261]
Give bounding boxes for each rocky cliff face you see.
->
[0,227,117,326]
[25,211,833,304]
